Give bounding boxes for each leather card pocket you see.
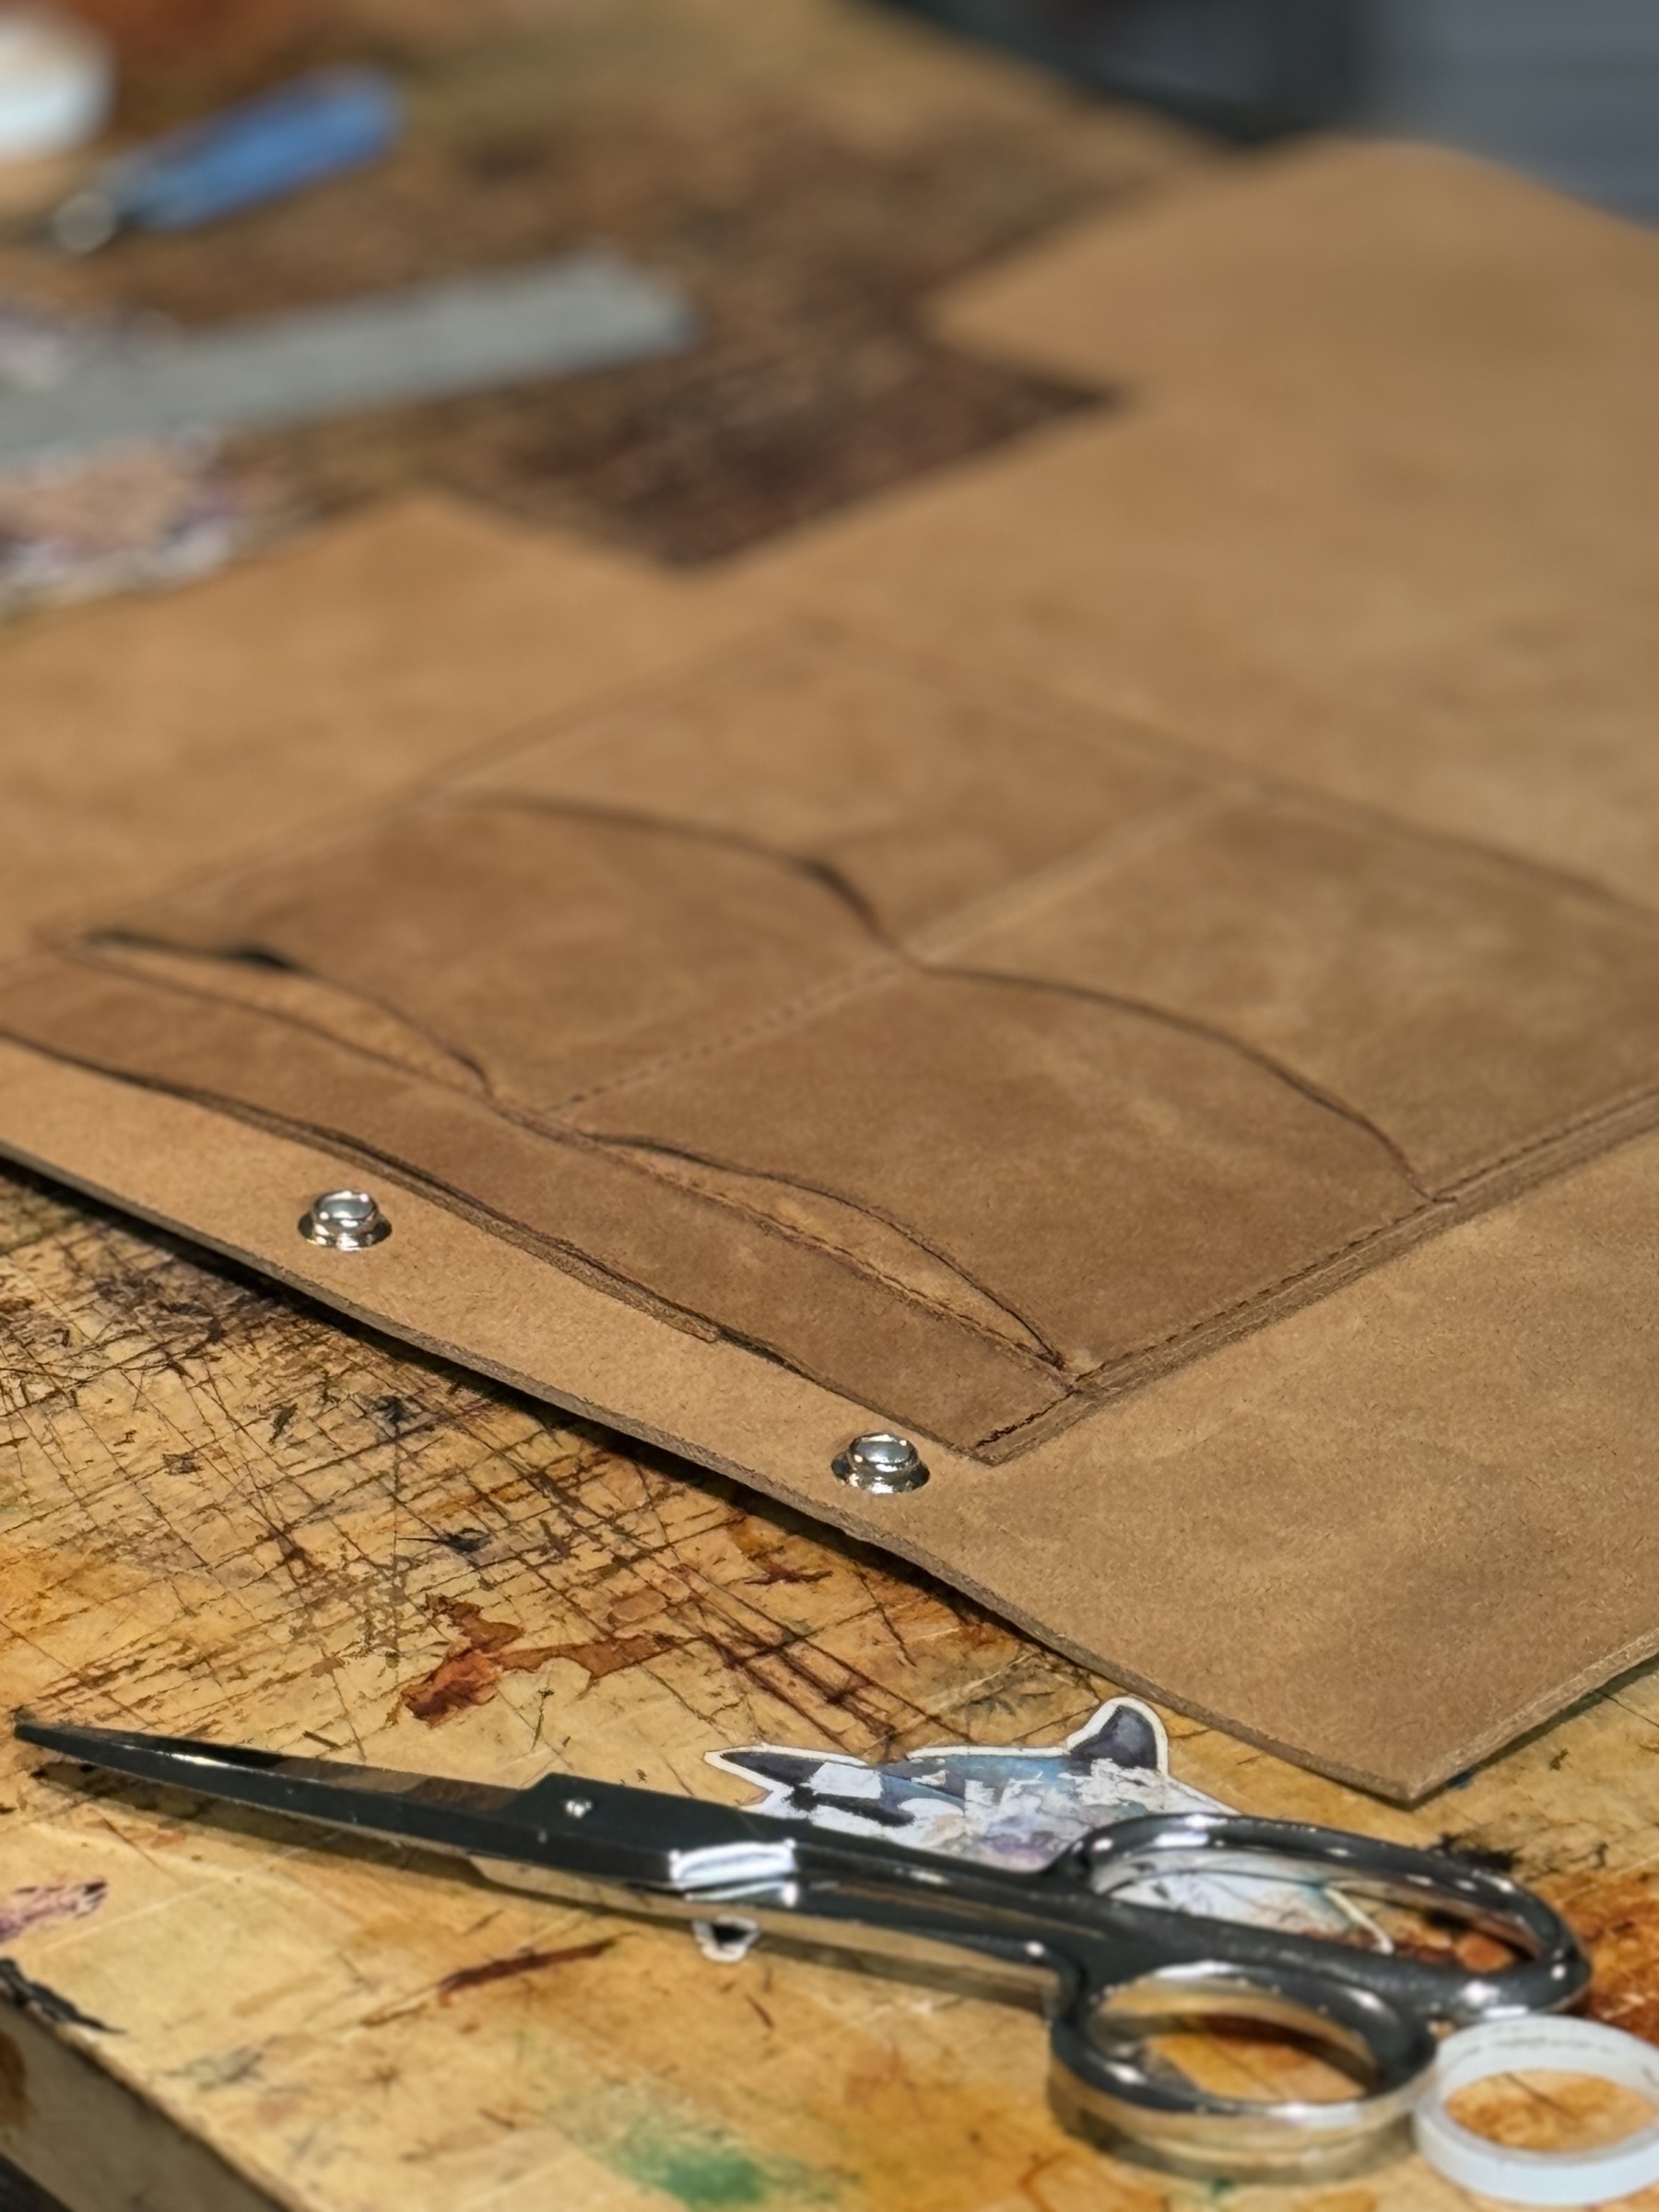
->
[5,629,1657,1457]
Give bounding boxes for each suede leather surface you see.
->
[6,613,1658,1453]
[2,143,1657,1794]
[0,495,759,963]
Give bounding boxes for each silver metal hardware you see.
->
[564,1797,593,1819]
[299,1189,391,1251]
[17,1719,1591,2185]
[692,1916,763,1965]
[667,1841,798,1893]
[832,1431,929,1495]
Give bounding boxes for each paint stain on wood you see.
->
[0,1880,106,1946]
[361,1937,620,2028]
[607,2117,832,2211]
[0,1960,116,2034]
[543,1634,677,1683]
[438,1937,616,2004]
[401,1599,674,1724]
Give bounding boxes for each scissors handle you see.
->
[1027,1811,1589,2180]
[15,1722,1588,2183]
[1074,1811,1589,2020]
[1046,1949,1434,2181]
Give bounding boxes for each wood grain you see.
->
[5,1161,1659,2212]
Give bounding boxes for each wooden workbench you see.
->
[6,1161,1659,2212]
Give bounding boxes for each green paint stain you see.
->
[612,2119,837,2210]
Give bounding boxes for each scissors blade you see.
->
[16,1717,787,1892]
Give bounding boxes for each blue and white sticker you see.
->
[710,1697,1382,1942]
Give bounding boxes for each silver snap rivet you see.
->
[564,1797,593,1820]
[831,1431,929,1495]
[299,1189,391,1251]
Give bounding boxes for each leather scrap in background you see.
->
[2,141,1656,1803]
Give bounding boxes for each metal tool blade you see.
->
[15,1717,783,1890]
[0,249,696,463]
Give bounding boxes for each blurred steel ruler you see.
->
[0,248,696,463]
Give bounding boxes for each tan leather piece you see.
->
[955,794,1659,1193]
[0,492,763,960]
[740,398,1659,914]
[571,962,1425,1386]
[747,145,1659,911]
[2,145,1658,1794]
[20,597,1659,1451]
[99,800,888,1108]
[936,139,1658,458]
[449,625,1206,940]
[0,954,1067,1449]
[4,1034,1659,1804]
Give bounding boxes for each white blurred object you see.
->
[0,7,112,166]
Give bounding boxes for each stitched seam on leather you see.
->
[29,945,1659,1405]
[594,1139,1062,1370]
[512,810,1242,1113]
[83,935,495,1096]
[6,952,1065,1378]
[606,1150,1057,1371]
[1070,1204,1439,1381]
[544,954,908,1116]
[1417,1076,1659,1196]
[1079,1067,1659,1376]
[9,615,789,959]
[974,1076,1659,1452]
[80,818,1649,1214]
[776,613,1659,924]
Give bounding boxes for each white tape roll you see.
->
[1415,2017,1659,2206]
[0,7,112,165]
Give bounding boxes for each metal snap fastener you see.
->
[831,1431,929,1495]
[299,1189,391,1251]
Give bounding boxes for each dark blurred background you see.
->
[891,0,1659,215]
[55,0,1659,210]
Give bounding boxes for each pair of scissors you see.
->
[15,1718,1587,2181]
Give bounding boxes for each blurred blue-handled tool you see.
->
[50,65,404,254]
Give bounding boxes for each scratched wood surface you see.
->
[6,1162,1659,2212]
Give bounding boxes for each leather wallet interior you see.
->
[4,141,1657,1801]
[6,618,1657,1460]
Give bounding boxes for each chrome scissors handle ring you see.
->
[1077,1811,1590,2022]
[1050,1957,1434,2182]
[1028,1811,1589,2181]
